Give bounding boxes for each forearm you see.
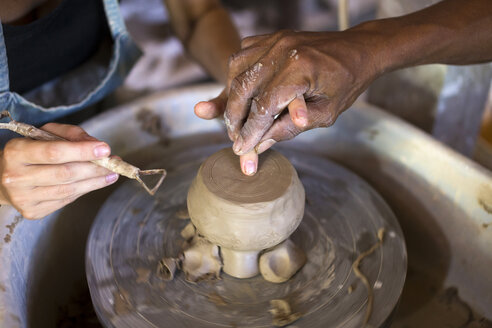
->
[187,7,240,83]
[164,0,240,84]
[350,0,492,74]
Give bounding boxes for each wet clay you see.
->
[156,258,178,281]
[200,148,293,203]
[352,228,385,326]
[187,148,305,278]
[181,235,222,283]
[113,289,132,315]
[259,239,306,283]
[269,299,302,327]
[135,268,151,284]
[478,184,492,214]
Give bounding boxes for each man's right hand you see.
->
[0,123,119,219]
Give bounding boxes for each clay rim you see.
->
[200,148,294,203]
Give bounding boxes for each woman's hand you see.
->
[0,123,118,219]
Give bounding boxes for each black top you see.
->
[2,0,111,94]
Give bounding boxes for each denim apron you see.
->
[0,0,141,141]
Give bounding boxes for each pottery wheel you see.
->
[86,144,407,328]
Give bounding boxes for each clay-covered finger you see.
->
[287,95,308,128]
[223,47,272,141]
[233,79,309,155]
[31,173,119,202]
[256,99,337,153]
[239,150,258,176]
[194,89,228,120]
[40,123,97,141]
[4,138,111,165]
[22,162,113,187]
[231,98,276,155]
[256,113,304,153]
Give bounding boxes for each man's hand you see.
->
[195,0,492,176]
[0,123,118,219]
[195,29,384,174]
[225,30,381,156]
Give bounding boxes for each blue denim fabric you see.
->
[0,0,141,129]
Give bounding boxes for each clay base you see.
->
[221,248,260,279]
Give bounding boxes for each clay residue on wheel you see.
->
[136,107,162,137]
[477,184,492,214]
[352,228,385,325]
[135,267,151,284]
[207,292,228,306]
[113,289,132,315]
[269,299,302,327]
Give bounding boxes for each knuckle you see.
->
[9,193,25,206]
[318,113,336,128]
[1,170,18,186]
[45,144,62,163]
[275,33,297,49]
[240,36,255,48]
[291,47,315,69]
[55,164,74,182]
[62,195,78,206]
[227,53,241,70]
[251,97,269,117]
[284,124,302,140]
[21,208,44,220]
[3,139,21,159]
[275,30,291,39]
[54,184,75,198]
[230,76,249,98]
[20,209,37,220]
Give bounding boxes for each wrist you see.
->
[348,14,456,75]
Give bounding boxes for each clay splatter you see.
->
[0,283,6,292]
[136,108,162,137]
[135,268,151,284]
[477,185,492,214]
[207,292,227,306]
[113,289,132,315]
[6,216,22,234]
[352,228,385,326]
[269,299,302,327]
[3,215,22,244]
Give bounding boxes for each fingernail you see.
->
[244,160,257,176]
[295,108,308,127]
[233,136,244,154]
[94,144,110,158]
[106,173,118,183]
[256,139,276,154]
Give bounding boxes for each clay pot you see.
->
[187,148,305,278]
